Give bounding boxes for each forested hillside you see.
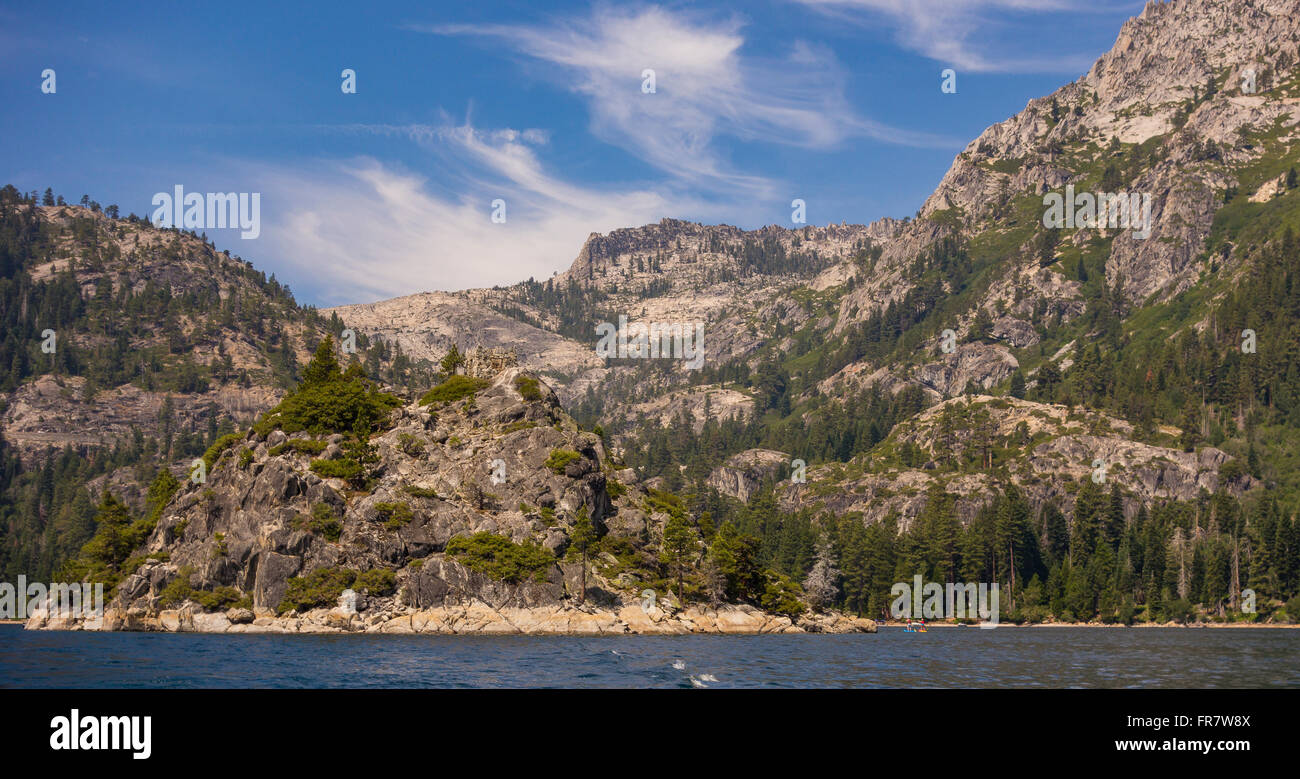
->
[0,186,435,581]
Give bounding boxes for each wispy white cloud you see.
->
[416,5,955,197]
[252,123,740,304]
[795,0,1133,74]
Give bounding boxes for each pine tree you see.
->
[1009,370,1026,399]
[708,521,761,602]
[1071,479,1104,562]
[702,557,726,606]
[301,336,341,386]
[1042,501,1069,566]
[440,344,464,376]
[803,539,840,611]
[1167,527,1191,601]
[1103,483,1125,550]
[661,514,697,606]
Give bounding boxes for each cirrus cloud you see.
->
[253,121,746,304]
[795,0,1138,74]
[416,4,958,198]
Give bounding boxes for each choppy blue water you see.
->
[1,624,1297,688]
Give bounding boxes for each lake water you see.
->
[2,624,1297,688]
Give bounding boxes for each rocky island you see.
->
[24,346,875,634]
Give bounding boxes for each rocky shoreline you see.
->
[874,620,1300,628]
[24,603,878,636]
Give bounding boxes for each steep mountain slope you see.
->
[325,218,894,405]
[0,191,434,580]
[327,289,602,404]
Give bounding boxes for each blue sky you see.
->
[1,1,1143,306]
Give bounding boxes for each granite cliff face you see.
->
[921,0,1300,304]
[705,449,792,505]
[732,396,1255,531]
[325,290,602,405]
